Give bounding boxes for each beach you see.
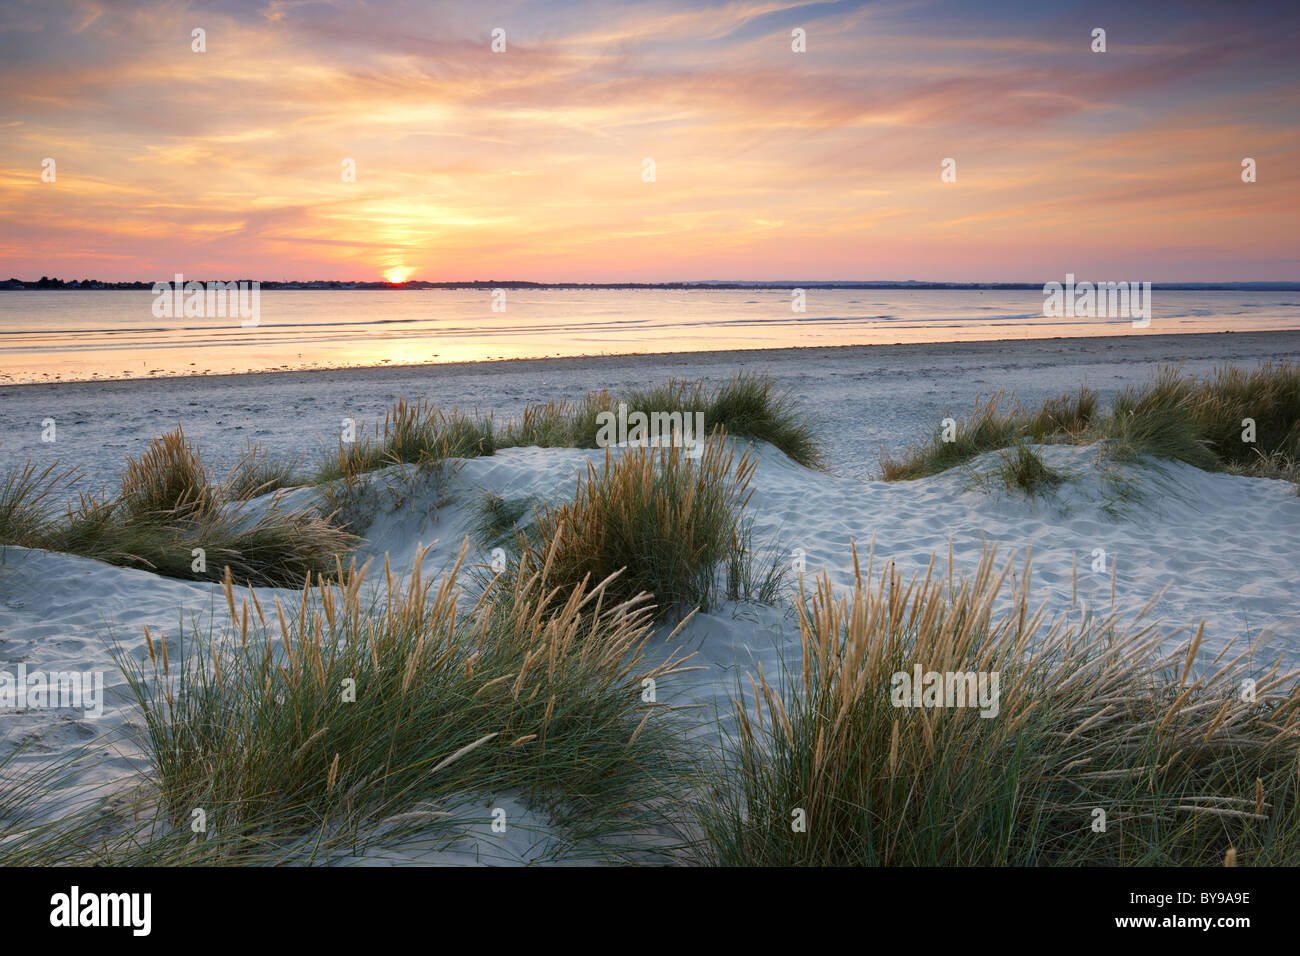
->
[8,0,1300,915]
[3,330,1300,864]
[5,329,1298,488]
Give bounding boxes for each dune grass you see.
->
[317,400,495,484]
[327,372,825,479]
[12,366,1298,868]
[988,444,1066,497]
[0,742,124,866]
[473,492,538,550]
[882,362,1300,486]
[118,425,216,518]
[1224,449,1300,492]
[225,441,306,501]
[0,459,64,547]
[590,373,824,468]
[109,540,698,862]
[524,434,784,618]
[314,469,379,536]
[698,372,824,469]
[1026,386,1098,440]
[0,427,357,587]
[696,544,1300,866]
[1099,399,1218,469]
[42,498,357,588]
[5,371,819,584]
[0,742,273,865]
[13,541,1299,867]
[496,391,614,450]
[882,391,1027,480]
[1104,362,1299,469]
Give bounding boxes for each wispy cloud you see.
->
[0,0,1296,280]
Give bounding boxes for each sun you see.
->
[384,266,412,283]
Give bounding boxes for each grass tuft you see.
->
[0,459,65,546]
[493,373,825,469]
[527,434,775,618]
[882,362,1300,489]
[318,400,494,484]
[1026,386,1097,440]
[702,372,825,469]
[697,545,1300,866]
[882,391,1024,480]
[224,441,305,501]
[993,444,1065,497]
[3,426,357,586]
[119,425,213,518]
[473,493,537,549]
[111,540,698,861]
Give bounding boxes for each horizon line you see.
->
[7,278,1300,291]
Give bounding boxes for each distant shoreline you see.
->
[5,281,1300,292]
[6,327,1299,392]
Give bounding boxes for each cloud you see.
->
[0,0,1295,280]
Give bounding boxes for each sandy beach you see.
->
[4,329,1300,865]
[9,0,1300,925]
[5,329,1298,487]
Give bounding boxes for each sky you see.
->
[1,0,1297,283]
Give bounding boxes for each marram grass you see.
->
[993,444,1066,497]
[118,424,215,518]
[224,440,306,501]
[110,539,700,862]
[67,429,356,587]
[527,433,785,618]
[322,371,826,479]
[11,539,1300,866]
[317,398,495,483]
[3,369,821,587]
[0,459,65,546]
[882,361,1300,487]
[882,390,1025,481]
[696,543,1300,866]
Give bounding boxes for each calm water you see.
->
[2,288,1298,384]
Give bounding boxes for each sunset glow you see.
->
[1,1,1297,282]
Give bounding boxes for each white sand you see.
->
[3,329,1298,488]
[2,330,1299,864]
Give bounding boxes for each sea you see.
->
[2,288,1298,384]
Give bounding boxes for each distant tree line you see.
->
[3,277,1296,292]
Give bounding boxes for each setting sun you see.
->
[384,267,412,284]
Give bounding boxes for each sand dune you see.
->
[4,394,1298,861]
